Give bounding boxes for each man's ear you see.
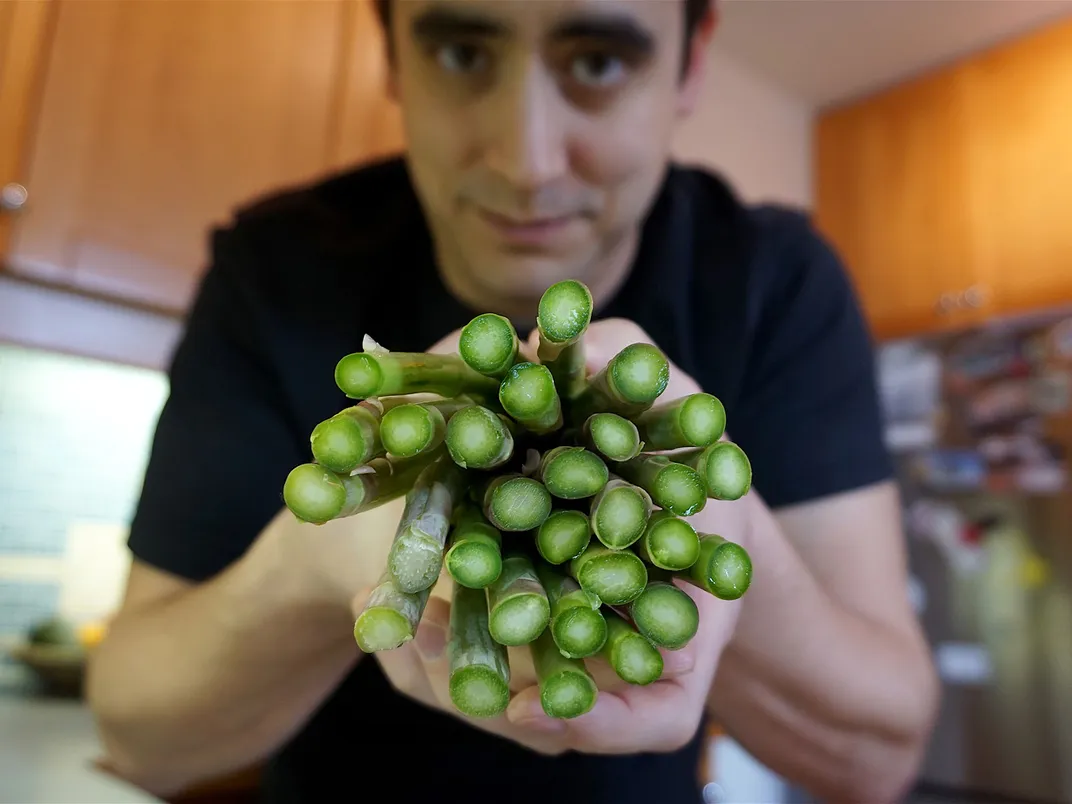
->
[678,5,719,118]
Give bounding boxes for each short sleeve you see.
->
[127,224,304,582]
[729,210,894,509]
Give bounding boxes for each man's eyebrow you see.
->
[410,7,511,40]
[550,13,656,53]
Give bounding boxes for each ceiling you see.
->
[715,0,1072,108]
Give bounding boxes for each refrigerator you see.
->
[876,308,1072,803]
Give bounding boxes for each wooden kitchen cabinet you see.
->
[815,17,1072,342]
[1,0,403,316]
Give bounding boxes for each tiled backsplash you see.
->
[0,343,168,647]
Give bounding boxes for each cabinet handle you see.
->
[0,183,28,212]
[961,285,987,308]
[936,293,958,314]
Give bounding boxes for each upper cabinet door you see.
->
[814,64,983,342]
[5,0,350,314]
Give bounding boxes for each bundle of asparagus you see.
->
[282,280,754,721]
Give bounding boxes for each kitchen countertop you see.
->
[0,694,163,803]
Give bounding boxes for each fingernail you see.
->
[662,648,695,675]
[414,622,446,661]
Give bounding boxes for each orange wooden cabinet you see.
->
[0,0,404,317]
[814,17,1072,343]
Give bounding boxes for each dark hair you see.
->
[372,0,712,72]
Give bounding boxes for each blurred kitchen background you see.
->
[2,1,1071,802]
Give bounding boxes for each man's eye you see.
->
[570,52,626,87]
[435,43,488,74]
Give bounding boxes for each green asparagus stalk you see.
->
[674,441,753,501]
[612,453,707,517]
[530,628,598,719]
[353,570,431,652]
[386,458,468,594]
[535,510,592,565]
[335,341,499,400]
[635,510,701,571]
[448,583,511,718]
[536,563,607,659]
[486,553,551,646]
[601,609,664,686]
[380,398,471,458]
[498,362,563,434]
[631,393,726,450]
[537,446,609,500]
[309,402,385,473]
[581,412,644,462]
[589,478,653,550]
[569,543,648,605]
[570,343,670,421]
[536,280,593,401]
[444,507,503,589]
[482,473,553,532]
[628,579,699,650]
[444,405,515,469]
[681,533,753,600]
[282,451,438,525]
[459,313,519,378]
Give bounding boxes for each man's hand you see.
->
[357,317,748,756]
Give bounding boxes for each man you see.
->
[86,1,939,802]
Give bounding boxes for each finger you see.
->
[427,329,462,356]
[370,594,451,708]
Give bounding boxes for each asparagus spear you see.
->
[581,413,644,462]
[380,398,471,458]
[353,570,430,652]
[635,510,701,571]
[537,446,609,500]
[674,441,753,501]
[282,451,437,525]
[482,474,553,532]
[448,583,511,718]
[632,393,726,450]
[335,343,499,400]
[530,628,598,719]
[386,458,468,594]
[459,313,519,378]
[601,609,664,686]
[569,543,648,605]
[445,507,503,589]
[498,362,563,434]
[571,343,670,421]
[536,280,593,400]
[589,478,653,550]
[537,563,607,659]
[628,579,699,650]
[612,453,707,517]
[682,533,753,600]
[535,510,592,565]
[486,553,551,646]
[309,402,385,473]
[444,405,515,470]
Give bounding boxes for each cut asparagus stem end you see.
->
[687,534,754,600]
[629,581,699,650]
[537,279,593,346]
[570,544,648,605]
[445,405,514,469]
[353,575,430,652]
[552,604,607,659]
[640,512,701,571]
[282,463,362,524]
[309,406,381,473]
[335,352,382,399]
[459,313,519,377]
[704,442,753,500]
[445,540,502,589]
[650,462,708,517]
[609,343,670,404]
[584,413,643,462]
[531,629,598,719]
[489,594,551,646]
[498,362,562,433]
[335,351,499,400]
[602,610,664,685]
[486,475,553,532]
[380,403,444,458]
[677,393,727,447]
[591,480,652,549]
[536,510,592,565]
[448,584,511,718]
[539,446,609,500]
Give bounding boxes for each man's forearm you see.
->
[707,497,939,802]
[86,525,360,797]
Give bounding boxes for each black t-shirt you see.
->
[127,157,893,804]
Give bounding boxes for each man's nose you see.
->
[482,61,569,193]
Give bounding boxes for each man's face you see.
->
[387,0,708,302]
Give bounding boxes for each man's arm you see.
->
[707,481,939,803]
[86,508,362,798]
